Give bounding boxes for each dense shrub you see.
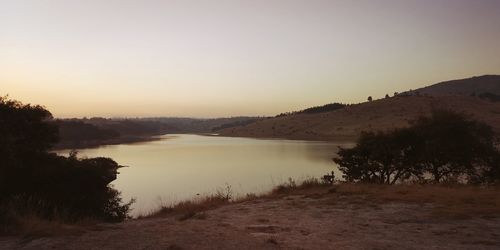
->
[334,129,420,184]
[334,110,500,184]
[0,96,133,230]
[411,110,498,183]
[276,102,346,117]
[300,103,346,114]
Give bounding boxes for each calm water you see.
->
[57,134,349,216]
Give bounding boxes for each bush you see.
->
[275,102,346,117]
[334,129,420,184]
[334,110,500,184]
[411,110,499,183]
[0,96,133,231]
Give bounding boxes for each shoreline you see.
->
[215,133,358,143]
[52,135,164,150]
[54,133,356,151]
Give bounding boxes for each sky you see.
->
[1,0,500,118]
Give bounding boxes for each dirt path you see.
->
[2,192,500,249]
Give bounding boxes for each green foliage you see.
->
[334,110,500,184]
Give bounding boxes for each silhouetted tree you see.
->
[367,96,373,102]
[385,94,390,99]
[274,102,346,117]
[0,96,133,225]
[334,110,500,184]
[411,110,499,183]
[334,129,420,184]
[300,103,346,114]
[0,96,58,160]
[1,96,59,198]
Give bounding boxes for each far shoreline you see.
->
[54,133,357,151]
[53,135,165,151]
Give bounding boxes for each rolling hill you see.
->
[55,116,263,149]
[408,75,500,96]
[218,75,500,141]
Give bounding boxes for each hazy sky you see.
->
[1,0,500,118]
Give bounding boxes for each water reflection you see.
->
[57,134,351,216]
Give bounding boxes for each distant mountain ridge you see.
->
[407,75,500,96]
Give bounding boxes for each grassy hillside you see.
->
[218,95,500,141]
[408,75,500,96]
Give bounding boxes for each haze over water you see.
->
[58,134,347,216]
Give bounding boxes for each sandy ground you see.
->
[1,190,499,250]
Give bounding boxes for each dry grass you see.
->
[220,95,500,141]
[0,213,94,239]
[143,178,330,219]
[6,179,500,239]
[333,183,500,219]
[142,185,237,220]
[269,180,500,219]
[270,177,331,196]
[146,195,231,220]
[0,198,101,238]
[143,178,500,221]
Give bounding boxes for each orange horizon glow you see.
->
[2,0,500,118]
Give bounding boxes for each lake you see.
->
[57,134,349,216]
